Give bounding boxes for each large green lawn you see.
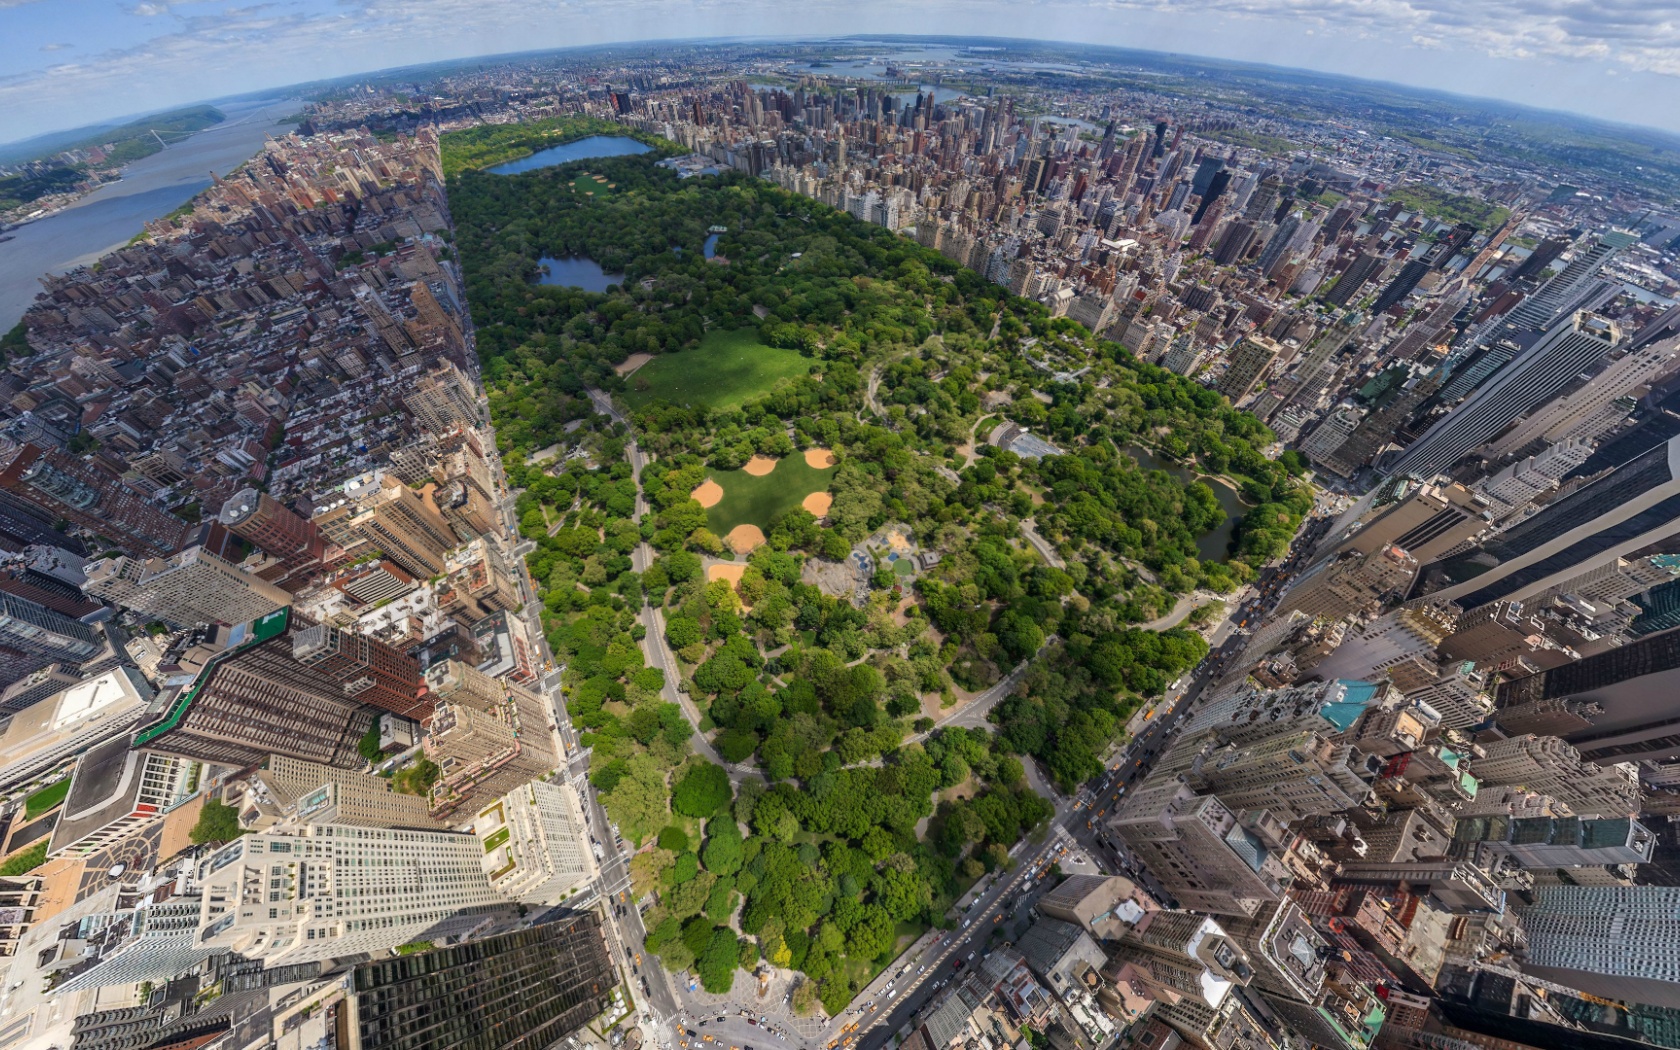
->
[24,779,69,819]
[624,329,812,413]
[706,455,837,535]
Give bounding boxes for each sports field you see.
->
[624,328,812,412]
[568,171,615,197]
[695,449,838,551]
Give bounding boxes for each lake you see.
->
[536,256,621,293]
[487,136,651,175]
[703,233,720,259]
[0,97,301,330]
[1121,443,1248,563]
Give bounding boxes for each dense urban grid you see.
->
[1,34,1680,1050]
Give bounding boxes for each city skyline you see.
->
[7,6,1680,144]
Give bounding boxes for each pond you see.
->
[487,135,652,175]
[1120,443,1249,563]
[703,233,721,259]
[535,256,622,293]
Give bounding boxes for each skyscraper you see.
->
[1389,311,1622,477]
[82,546,291,627]
[1496,627,1680,763]
[1419,436,1680,610]
[474,779,595,904]
[1216,336,1282,404]
[341,913,614,1050]
[1518,885,1680,1008]
[292,622,431,722]
[133,608,396,768]
[0,591,104,684]
[218,487,327,585]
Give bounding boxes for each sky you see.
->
[4,0,1680,145]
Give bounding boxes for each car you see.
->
[700,1022,708,1028]
[953,959,964,970]
[717,1018,726,1024]
[748,1020,758,1026]
[967,951,976,961]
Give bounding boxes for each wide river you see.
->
[0,97,301,330]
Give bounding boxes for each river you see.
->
[0,97,301,330]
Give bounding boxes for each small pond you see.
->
[1120,443,1249,563]
[535,256,622,293]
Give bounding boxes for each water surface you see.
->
[487,136,651,175]
[0,98,300,329]
[536,256,621,293]
[1121,443,1248,563]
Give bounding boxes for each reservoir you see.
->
[536,256,621,293]
[0,98,301,330]
[1121,443,1248,563]
[487,136,651,175]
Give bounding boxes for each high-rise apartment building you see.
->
[1216,336,1282,404]
[313,472,459,579]
[1276,545,1418,622]
[1472,735,1639,816]
[83,545,291,627]
[0,591,104,684]
[474,779,595,904]
[194,822,515,965]
[426,699,556,818]
[1110,781,1290,916]
[292,622,431,722]
[403,360,483,435]
[1420,436,1680,610]
[341,913,614,1050]
[218,487,328,585]
[1518,885,1680,1008]
[240,754,443,831]
[1392,311,1622,477]
[134,609,380,769]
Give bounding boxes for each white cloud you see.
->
[129,1,169,14]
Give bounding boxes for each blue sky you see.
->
[4,0,1680,144]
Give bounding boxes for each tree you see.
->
[602,754,672,845]
[702,817,744,875]
[357,717,384,763]
[190,799,245,845]
[699,927,741,992]
[672,761,732,817]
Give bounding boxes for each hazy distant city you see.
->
[2,28,1680,1050]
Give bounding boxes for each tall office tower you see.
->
[1517,886,1680,1007]
[218,488,327,583]
[426,700,557,818]
[194,823,516,965]
[134,609,380,769]
[1300,407,1363,466]
[1217,900,1327,1004]
[1632,578,1680,636]
[1420,436,1680,610]
[0,442,187,558]
[339,913,614,1050]
[1110,781,1291,916]
[1191,157,1225,197]
[1275,545,1418,622]
[1496,628,1680,763]
[1388,289,1469,362]
[1322,252,1384,309]
[404,360,483,436]
[1473,437,1596,518]
[1319,480,1489,565]
[1216,336,1282,404]
[83,546,291,627]
[1370,258,1432,315]
[1243,176,1283,222]
[1499,231,1637,337]
[1532,554,1680,607]
[1451,814,1654,872]
[292,622,431,722]
[1211,221,1257,266]
[1509,234,1571,283]
[241,755,443,830]
[0,591,103,684]
[1391,311,1622,477]
[1472,735,1639,816]
[1277,314,1358,410]
[474,779,595,904]
[1486,335,1680,461]
[1323,369,1442,478]
[0,560,97,618]
[1255,213,1302,277]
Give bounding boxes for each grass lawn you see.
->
[569,172,614,197]
[24,779,70,819]
[624,329,813,413]
[704,455,837,535]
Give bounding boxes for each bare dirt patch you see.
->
[727,524,766,554]
[743,455,779,477]
[802,491,833,517]
[692,478,724,508]
[804,448,838,469]
[707,563,747,586]
[615,353,655,377]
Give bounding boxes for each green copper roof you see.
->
[132,607,291,749]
